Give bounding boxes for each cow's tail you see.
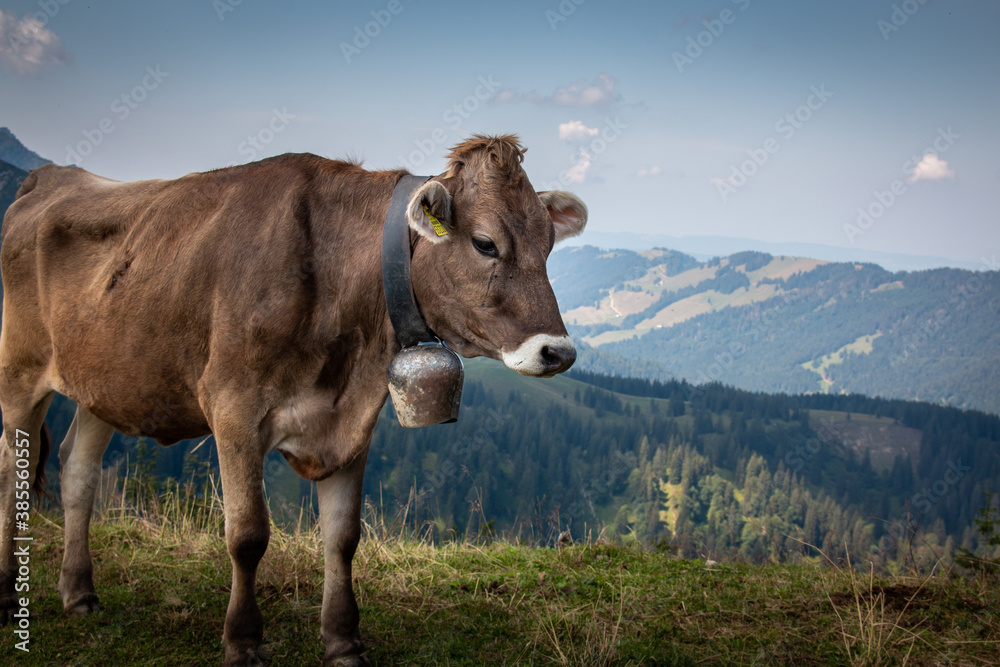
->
[33,422,53,500]
[14,168,40,200]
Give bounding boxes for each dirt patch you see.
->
[829,584,927,613]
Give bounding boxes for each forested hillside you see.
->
[550,246,1000,414]
[57,360,999,573]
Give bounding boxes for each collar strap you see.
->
[382,174,436,348]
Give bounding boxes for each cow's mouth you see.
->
[433,326,501,363]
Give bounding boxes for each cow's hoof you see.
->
[64,592,100,616]
[224,645,265,667]
[324,655,371,667]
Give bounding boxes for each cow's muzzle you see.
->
[502,334,577,377]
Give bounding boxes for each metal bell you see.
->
[387,343,464,428]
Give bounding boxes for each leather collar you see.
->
[382,174,437,348]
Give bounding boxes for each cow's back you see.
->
[3,165,167,316]
[0,156,335,441]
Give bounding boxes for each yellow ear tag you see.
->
[424,205,448,237]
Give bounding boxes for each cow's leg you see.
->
[0,391,53,624]
[216,430,270,667]
[56,407,114,615]
[317,450,369,667]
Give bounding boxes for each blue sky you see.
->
[1,0,997,266]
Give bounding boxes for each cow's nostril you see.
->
[541,344,577,374]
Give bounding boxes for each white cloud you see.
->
[491,88,519,104]
[908,153,955,183]
[0,10,70,76]
[558,120,599,142]
[493,73,620,107]
[549,73,617,107]
[565,150,592,184]
[638,166,662,177]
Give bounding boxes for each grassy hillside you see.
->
[549,246,1000,415]
[2,480,997,665]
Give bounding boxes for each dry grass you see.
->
[829,564,920,666]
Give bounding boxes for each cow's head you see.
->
[407,135,586,377]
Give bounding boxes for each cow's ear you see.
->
[406,180,453,243]
[538,190,588,243]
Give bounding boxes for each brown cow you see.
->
[0,134,586,665]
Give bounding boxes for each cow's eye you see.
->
[472,236,499,258]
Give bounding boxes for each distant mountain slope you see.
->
[0,127,51,171]
[550,246,1000,414]
[566,231,980,272]
[0,158,28,216]
[548,245,701,311]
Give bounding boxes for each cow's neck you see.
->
[310,169,413,361]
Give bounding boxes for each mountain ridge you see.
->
[0,127,51,171]
[550,245,1000,415]
[565,230,982,272]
